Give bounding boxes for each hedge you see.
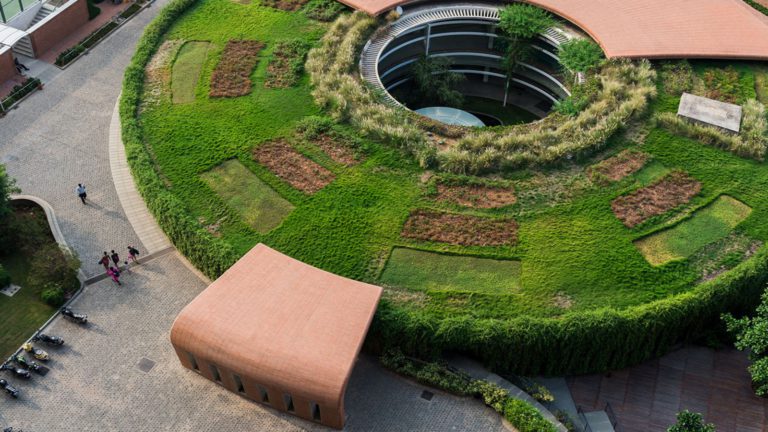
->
[123,0,768,375]
[120,0,238,279]
[370,247,768,375]
[381,350,558,432]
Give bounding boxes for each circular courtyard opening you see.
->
[361,3,575,126]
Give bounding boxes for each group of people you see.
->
[97,247,140,286]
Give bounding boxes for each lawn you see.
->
[380,247,521,295]
[171,41,210,104]
[635,195,752,265]
[200,159,294,233]
[135,0,768,320]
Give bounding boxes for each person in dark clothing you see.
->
[76,184,87,204]
[14,58,29,74]
[110,250,120,269]
[127,246,140,264]
[98,252,110,272]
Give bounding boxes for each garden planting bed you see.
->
[588,150,649,183]
[125,0,768,377]
[611,171,701,228]
[261,0,307,11]
[265,40,309,88]
[210,40,264,98]
[253,139,335,194]
[401,210,518,246]
[434,182,516,209]
[311,134,360,165]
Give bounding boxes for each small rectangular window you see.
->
[209,364,221,382]
[311,402,321,422]
[259,386,270,403]
[187,352,198,371]
[233,374,245,393]
[284,394,294,412]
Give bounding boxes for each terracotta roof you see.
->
[170,243,382,405]
[340,0,768,60]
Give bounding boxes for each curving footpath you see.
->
[0,1,512,431]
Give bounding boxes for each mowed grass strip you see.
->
[380,248,521,295]
[171,41,210,104]
[200,160,294,234]
[635,195,752,265]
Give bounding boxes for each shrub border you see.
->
[122,0,768,375]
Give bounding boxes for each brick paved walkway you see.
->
[568,346,768,432]
[0,254,508,431]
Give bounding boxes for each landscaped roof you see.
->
[170,243,382,405]
[340,0,768,60]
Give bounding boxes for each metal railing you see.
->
[576,406,594,432]
[605,402,619,431]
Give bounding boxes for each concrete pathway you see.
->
[0,2,510,431]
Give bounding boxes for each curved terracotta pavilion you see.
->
[170,244,383,429]
[340,0,768,60]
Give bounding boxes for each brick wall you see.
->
[29,0,89,57]
[0,50,15,84]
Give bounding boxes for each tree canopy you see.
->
[723,286,768,396]
[412,55,464,107]
[498,4,555,40]
[558,39,605,72]
[667,410,716,432]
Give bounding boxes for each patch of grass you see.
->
[635,195,752,265]
[200,159,294,233]
[633,161,670,184]
[380,248,521,295]
[171,41,210,104]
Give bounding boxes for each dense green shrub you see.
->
[295,116,335,140]
[27,244,80,299]
[303,0,347,21]
[659,61,695,95]
[121,0,239,279]
[40,283,65,307]
[723,285,768,396]
[381,350,557,432]
[56,45,85,67]
[412,55,464,107]
[0,78,42,112]
[504,399,557,432]
[497,4,554,39]
[370,245,768,375]
[558,39,604,73]
[0,264,10,288]
[667,410,716,432]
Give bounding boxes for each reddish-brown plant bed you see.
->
[401,209,518,246]
[312,134,361,166]
[588,150,649,183]
[260,0,307,11]
[253,140,335,194]
[611,171,701,228]
[210,40,264,98]
[434,183,516,209]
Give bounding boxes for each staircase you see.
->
[12,36,34,58]
[30,3,56,27]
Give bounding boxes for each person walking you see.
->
[107,266,122,286]
[110,250,120,269]
[14,58,29,74]
[127,245,140,264]
[97,251,110,272]
[76,184,87,204]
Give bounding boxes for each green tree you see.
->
[723,286,768,396]
[667,410,716,432]
[412,55,464,107]
[498,4,555,39]
[0,164,18,219]
[558,39,605,73]
[496,4,554,106]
